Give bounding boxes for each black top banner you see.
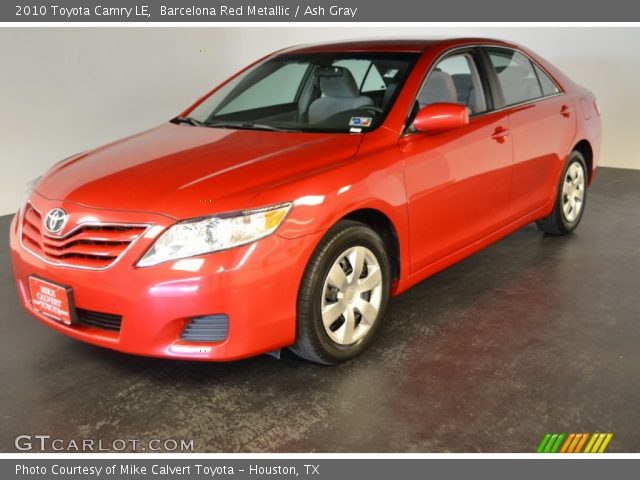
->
[3,0,640,22]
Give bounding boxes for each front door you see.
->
[400,50,513,274]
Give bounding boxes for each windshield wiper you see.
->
[170,116,204,127]
[204,121,300,133]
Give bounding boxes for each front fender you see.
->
[252,130,410,285]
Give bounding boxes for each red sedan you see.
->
[10,38,601,364]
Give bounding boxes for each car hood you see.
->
[36,123,363,219]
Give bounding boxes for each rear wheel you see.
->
[537,151,588,235]
[290,220,391,365]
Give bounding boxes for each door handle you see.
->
[491,127,510,142]
[560,105,572,118]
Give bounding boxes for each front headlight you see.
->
[136,202,292,267]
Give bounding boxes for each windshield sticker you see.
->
[349,117,372,127]
[349,127,363,133]
[383,68,399,78]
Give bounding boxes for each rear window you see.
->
[533,63,561,97]
[488,49,542,106]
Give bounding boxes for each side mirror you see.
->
[412,103,469,133]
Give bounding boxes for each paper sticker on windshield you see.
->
[383,68,399,78]
[349,117,372,127]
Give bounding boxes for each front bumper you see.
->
[9,197,321,361]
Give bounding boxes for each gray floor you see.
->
[1,167,639,453]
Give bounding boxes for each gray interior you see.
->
[308,67,373,123]
[496,64,543,105]
[417,53,487,115]
[418,70,458,106]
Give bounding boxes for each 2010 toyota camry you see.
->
[9,38,601,364]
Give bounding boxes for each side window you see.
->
[217,63,308,114]
[362,66,386,93]
[417,52,487,115]
[488,49,543,106]
[533,63,561,96]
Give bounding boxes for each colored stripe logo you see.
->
[537,433,613,453]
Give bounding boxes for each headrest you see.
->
[319,67,360,98]
[498,65,533,83]
[419,70,458,105]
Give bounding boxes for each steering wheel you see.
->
[359,105,384,115]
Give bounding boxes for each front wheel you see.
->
[537,151,588,235]
[290,220,391,365]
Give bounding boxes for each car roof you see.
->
[279,37,515,54]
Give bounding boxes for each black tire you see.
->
[536,151,588,235]
[289,220,391,365]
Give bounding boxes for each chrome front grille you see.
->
[21,203,148,269]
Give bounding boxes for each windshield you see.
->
[186,52,419,133]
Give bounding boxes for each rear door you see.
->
[483,47,577,219]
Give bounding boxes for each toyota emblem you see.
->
[44,208,68,234]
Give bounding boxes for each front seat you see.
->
[452,73,483,114]
[308,67,372,124]
[418,69,458,107]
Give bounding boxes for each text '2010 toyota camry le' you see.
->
[10,38,601,364]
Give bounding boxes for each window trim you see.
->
[481,46,565,110]
[532,62,562,97]
[404,46,494,134]
[403,44,566,136]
